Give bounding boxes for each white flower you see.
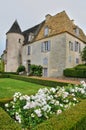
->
[57,109,62,115]
[15,112,21,123]
[50,88,56,93]
[70,88,75,93]
[13,97,16,102]
[31,113,35,118]
[34,109,42,117]
[64,99,69,103]
[81,89,85,94]
[71,93,75,96]
[55,101,59,105]
[64,104,69,109]
[73,98,77,101]
[62,92,69,98]
[60,104,63,107]
[5,103,9,107]
[42,105,51,112]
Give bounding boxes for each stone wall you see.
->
[22,32,85,77]
[22,33,67,77]
[6,33,24,72]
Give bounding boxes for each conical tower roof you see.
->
[6,20,21,34]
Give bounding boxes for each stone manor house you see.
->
[2,11,86,77]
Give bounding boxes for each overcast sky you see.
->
[0,0,86,56]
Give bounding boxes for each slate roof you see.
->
[6,20,22,34]
[22,21,45,44]
[35,11,86,43]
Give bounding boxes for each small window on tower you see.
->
[19,38,21,43]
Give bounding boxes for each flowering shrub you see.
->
[5,81,86,129]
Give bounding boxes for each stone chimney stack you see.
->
[45,14,51,21]
[71,19,74,24]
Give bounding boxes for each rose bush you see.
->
[5,81,86,129]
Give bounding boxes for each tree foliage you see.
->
[81,46,86,64]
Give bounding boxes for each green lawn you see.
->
[0,78,47,99]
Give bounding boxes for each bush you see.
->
[17,65,25,73]
[30,64,43,76]
[74,64,86,70]
[9,74,70,87]
[33,99,86,130]
[0,107,21,130]
[64,66,86,78]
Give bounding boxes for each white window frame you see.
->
[44,26,49,36]
[69,41,73,51]
[41,41,51,52]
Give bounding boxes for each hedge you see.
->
[0,98,12,108]
[0,73,10,78]
[33,100,86,130]
[74,64,86,70]
[9,74,70,87]
[0,107,21,130]
[0,72,18,75]
[64,68,86,78]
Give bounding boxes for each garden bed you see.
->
[0,107,21,130]
[4,81,86,129]
[33,99,86,130]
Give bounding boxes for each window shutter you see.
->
[48,40,51,51]
[41,42,44,52]
[28,46,30,55]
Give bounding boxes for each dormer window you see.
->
[44,26,49,36]
[74,27,79,36]
[28,33,34,42]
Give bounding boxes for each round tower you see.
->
[6,20,24,72]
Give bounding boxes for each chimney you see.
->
[45,14,51,21]
[71,19,74,24]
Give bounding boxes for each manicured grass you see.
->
[0,78,47,99]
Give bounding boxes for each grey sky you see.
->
[0,0,86,56]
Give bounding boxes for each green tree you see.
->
[81,46,86,64]
[0,58,4,72]
[0,58,1,71]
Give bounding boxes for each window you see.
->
[69,41,73,51]
[68,56,71,63]
[44,26,49,36]
[28,33,34,42]
[28,46,30,55]
[74,27,79,36]
[43,58,48,65]
[79,43,81,53]
[76,58,79,64]
[27,60,31,73]
[43,68,48,77]
[19,38,21,43]
[75,41,79,52]
[41,41,51,52]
